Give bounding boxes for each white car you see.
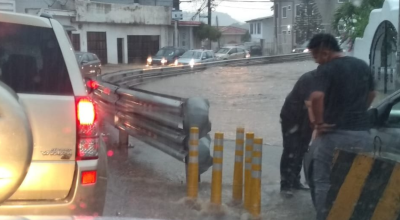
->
[177,49,216,65]
[215,46,247,60]
[0,11,107,215]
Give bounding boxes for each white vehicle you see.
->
[177,49,216,65]
[215,46,247,60]
[0,11,108,215]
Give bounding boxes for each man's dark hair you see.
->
[307,33,341,52]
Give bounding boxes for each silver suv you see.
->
[0,11,108,215]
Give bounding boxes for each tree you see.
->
[332,0,384,43]
[241,30,251,42]
[294,0,323,44]
[193,22,221,42]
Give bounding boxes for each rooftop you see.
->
[217,26,248,35]
[245,15,274,23]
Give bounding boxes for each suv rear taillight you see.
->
[76,97,99,160]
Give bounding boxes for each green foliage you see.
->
[194,23,222,42]
[241,30,251,42]
[294,0,323,44]
[332,0,384,42]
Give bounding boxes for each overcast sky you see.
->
[180,1,274,22]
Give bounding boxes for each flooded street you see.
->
[103,61,318,220]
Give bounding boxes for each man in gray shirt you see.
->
[306,34,375,220]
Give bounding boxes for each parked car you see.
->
[147,46,186,66]
[75,52,102,77]
[177,49,216,65]
[292,40,310,53]
[215,46,247,60]
[0,11,107,215]
[246,45,262,57]
[303,89,400,185]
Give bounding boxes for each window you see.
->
[250,23,253,34]
[282,7,287,18]
[229,48,237,54]
[287,5,291,10]
[282,30,287,35]
[237,48,244,53]
[0,22,73,95]
[206,51,214,58]
[295,4,301,17]
[257,23,261,34]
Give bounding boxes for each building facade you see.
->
[274,0,344,53]
[246,16,274,54]
[9,0,175,64]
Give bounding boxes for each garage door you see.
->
[87,32,107,64]
[127,35,159,63]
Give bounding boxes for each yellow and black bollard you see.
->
[244,132,254,211]
[232,127,245,203]
[211,132,224,205]
[187,127,199,199]
[250,137,263,219]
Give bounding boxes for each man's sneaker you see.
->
[293,182,310,190]
[280,187,294,198]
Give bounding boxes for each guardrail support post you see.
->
[250,138,263,219]
[244,132,254,211]
[187,127,199,199]
[211,132,224,205]
[118,129,129,148]
[232,127,245,204]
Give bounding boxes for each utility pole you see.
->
[208,0,212,26]
[216,16,220,49]
[274,1,278,54]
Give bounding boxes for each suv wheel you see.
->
[0,82,33,203]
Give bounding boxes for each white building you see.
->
[245,16,274,53]
[9,0,175,64]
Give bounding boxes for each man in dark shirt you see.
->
[307,34,375,220]
[279,70,316,196]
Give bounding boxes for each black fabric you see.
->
[280,71,317,188]
[312,56,374,130]
[280,121,310,188]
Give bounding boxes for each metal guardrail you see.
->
[101,52,311,86]
[94,53,311,164]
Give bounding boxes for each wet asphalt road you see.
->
[102,61,318,220]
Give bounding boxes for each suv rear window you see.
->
[0,22,73,95]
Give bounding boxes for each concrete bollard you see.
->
[250,138,263,218]
[210,132,224,205]
[244,132,254,211]
[187,127,199,199]
[232,127,245,203]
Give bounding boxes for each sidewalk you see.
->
[102,63,145,74]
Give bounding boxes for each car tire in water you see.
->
[0,81,33,203]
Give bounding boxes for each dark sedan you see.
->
[147,47,186,66]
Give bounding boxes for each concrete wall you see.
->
[74,0,171,25]
[353,0,398,64]
[0,0,15,12]
[15,0,75,12]
[73,23,173,64]
[262,18,274,43]
[93,0,173,7]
